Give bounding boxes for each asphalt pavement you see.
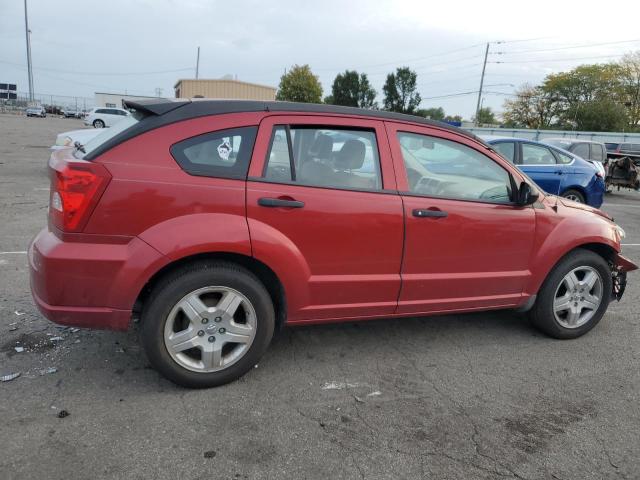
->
[1,113,639,479]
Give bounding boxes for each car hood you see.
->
[558,197,613,221]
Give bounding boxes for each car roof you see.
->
[84,98,487,160]
[542,137,603,145]
[481,135,530,142]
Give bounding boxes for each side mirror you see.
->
[516,182,539,206]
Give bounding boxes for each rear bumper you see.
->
[29,227,165,331]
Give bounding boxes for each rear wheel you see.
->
[93,119,105,128]
[141,261,275,388]
[561,189,585,203]
[530,249,611,339]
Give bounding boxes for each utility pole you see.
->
[195,46,200,79]
[23,0,34,101]
[474,43,489,126]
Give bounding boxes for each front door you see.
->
[246,115,404,322]
[519,142,564,195]
[386,123,536,314]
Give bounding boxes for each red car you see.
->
[29,100,637,388]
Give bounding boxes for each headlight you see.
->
[55,136,73,147]
[614,225,626,240]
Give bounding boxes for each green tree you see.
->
[473,107,497,125]
[276,64,323,103]
[618,52,640,130]
[325,70,377,108]
[572,100,627,131]
[416,107,445,120]
[443,114,463,123]
[502,84,559,128]
[383,67,421,113]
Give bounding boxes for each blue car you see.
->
[484,137,605,208]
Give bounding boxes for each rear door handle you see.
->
[412,208,447,218]
[555,170,563,175]
[258,197,305,208]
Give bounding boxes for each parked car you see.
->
[62,107,82,119]
[30,100,636,388]
[25,106,46,118]
[83,107,130,128]
[484,137,605,207]
[541,138,607,177]
[606,142,640,157]
[51,128,102,151]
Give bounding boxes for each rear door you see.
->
[246,115,404,322]
[386,122,536,314]
[519,142,564,195]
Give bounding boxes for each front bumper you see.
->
[612,253,638,301]
[29,227,165,331]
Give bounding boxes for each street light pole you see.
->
[195,46,200,79]
[23,0,34,101]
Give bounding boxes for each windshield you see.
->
[76,114,139,157]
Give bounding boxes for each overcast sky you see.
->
[1,0,639,118]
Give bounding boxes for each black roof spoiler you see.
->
[123,98,190,116]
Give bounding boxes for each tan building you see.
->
[174,79,276,101]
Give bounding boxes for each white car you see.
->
[83,107,130,128]
[51,128,102,151]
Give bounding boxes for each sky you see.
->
[1,0,639,119]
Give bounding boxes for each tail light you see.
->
[49,154,111,232]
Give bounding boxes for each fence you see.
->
[464,127,640,144]
[0,91,94,114]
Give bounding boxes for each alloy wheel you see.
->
[553,266,603,328]
[163,286,257,373]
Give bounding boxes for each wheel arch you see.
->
[134,251,287,330]
[528,241,617,296]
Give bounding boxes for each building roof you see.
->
[86,98,486,160]
[173,78,276,91]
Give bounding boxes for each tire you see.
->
[561,189,585,203]
[529,249,611,339]
[93,119,105,128]
[141,261,275,388]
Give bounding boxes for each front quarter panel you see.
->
[526,203,619,295]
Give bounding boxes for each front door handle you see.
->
[555,170,563,175]
[258,197,305,208]
[412,208,447,218]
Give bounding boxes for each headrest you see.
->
[310,134,333,160]
[335,139,366,170]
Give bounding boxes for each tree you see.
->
[325,70,377,108]
[572,100,627,131]
[473,107,497,125]
[444,114,463,123]
[618,52,640,130]
[502,84,558,128]
[416,107,445,120]
[276,65,323,103]
[383,67,421,113]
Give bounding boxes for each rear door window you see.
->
[522,144,557,165]
[263,126,382,191]
[492,142,515,163]
[170,127,258,179]
[572,143,589,159]
[590,144,604,162]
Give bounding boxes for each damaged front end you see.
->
[611,254,638,301]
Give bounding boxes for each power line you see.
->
[491,53,626,64]
[314,42,486,72]
[493,38,640,55]
[0,59,193,76]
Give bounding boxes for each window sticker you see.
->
[217,137,232,161]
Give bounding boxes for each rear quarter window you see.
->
[170,126,258,179]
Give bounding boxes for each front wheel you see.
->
[561,189,585,203]
[530,249,612,339]
[141,261,275,388]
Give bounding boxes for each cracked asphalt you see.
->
[1,113,639,479]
